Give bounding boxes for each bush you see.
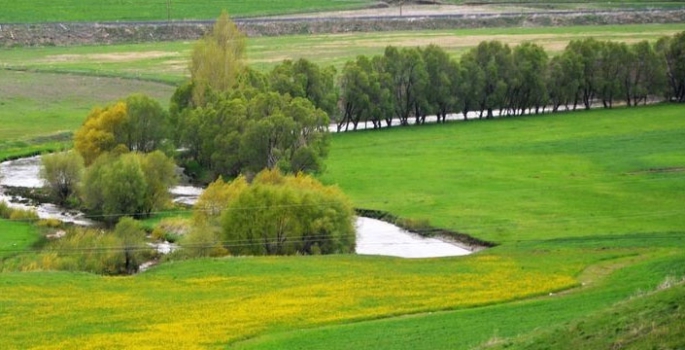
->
[9,208,40,222]
[220,169,355,256]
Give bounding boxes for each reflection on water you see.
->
[1,156,472,258]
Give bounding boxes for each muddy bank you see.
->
[2,9,685,47]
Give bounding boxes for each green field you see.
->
[1,0,683,23]
[0,0,373,23]
[1,105,684,349]
[1,23,681,158]
[321,105,685,243]
[1,24,681,81]
[1,9,685,348]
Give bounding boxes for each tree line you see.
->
[335,32,685,131]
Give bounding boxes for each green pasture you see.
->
[0,0,683,23]
[0,0,373,23]
[321,104,685,243]
[0,219,40,259]
[1,24,681,80]
[233,245,685,350]
[0,69,176,159]
[1,103,683,348]
[0,231,682,349]
[0,23,681,157]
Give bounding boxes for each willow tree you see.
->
[189,11,246,105]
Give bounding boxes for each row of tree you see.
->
[336,32,685,131]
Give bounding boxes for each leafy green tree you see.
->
[548,50,583,112]
[464,41,513,118]
[40,151,84,205]
[509,42,549,115]
[656,31,685,102]
[220,169,355,256]
[382,46,428,126]
[81,152,177,225]
[193,175,248,226]
[566,38,604,109]
[624,41,666,106]
[189,11,246,105]
[100,153,148,224]
[338,55,393,131]
[122,94,170,153]
[113,217,147,274]
[140,150,178,216]
[459,52,486,120]
[421,44,461,123]
[596,41,629,108]
[269,58,339,118]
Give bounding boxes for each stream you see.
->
[0,155,472,258]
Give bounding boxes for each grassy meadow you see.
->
[0,0,373,23]
[0,23,681,158]
[320,104,685,243]
[1,104,684,348]
[1,24,682,80]
[1,11,685,349]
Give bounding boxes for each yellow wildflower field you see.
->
[0,254,578,349]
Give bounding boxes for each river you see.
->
[0,155,472,258]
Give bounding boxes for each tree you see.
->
[421,44,461,123]
[189,11,246,105]
[382,46,428,126]
[74,95,171,165]
[193,175,248,226]
[81,152,177,225]
[40,151,84,205]
[100,153,148,225]
[269,58,339,118]
[547,50,582,112]
[122,94,170,153]
[624,41,666,106]
[459,52,486,120]
[509,42,549,115]
[463,41,513,118]
[566,38,604,109]
[74,102,128,165]
[113,217,147,274]
[140,150,178,216]
[596,41,629,108]
[656,31,685,102]
[220,169,355,256]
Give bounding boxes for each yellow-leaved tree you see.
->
[73,102,128,165]
[189,10,246,105]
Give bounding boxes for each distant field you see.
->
[0,70,175,159]
[0,23,681,157]
[1,0,683,23]
[0,0,373,23]
[1,24,681,81]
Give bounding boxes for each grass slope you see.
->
[231,248,685,349]
[320,104,685,243]
[0,0,373,23]
[1,105,684,349]
[481,280,685,350]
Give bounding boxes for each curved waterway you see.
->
[1,155,472,258]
